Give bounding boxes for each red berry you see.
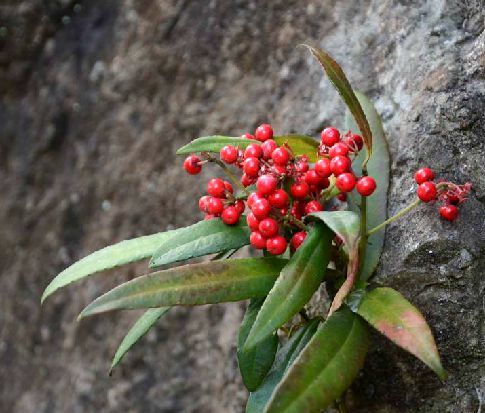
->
[337,193,347,202]
[320,127,340,146]
[250,231,267,249]
[221,206,240,225]
[356,176,377,197]
[295,159,309,173]
[261,139,278,159]
[315,158,332,178]
[446,194,460,205]
[272,164,287,176]
[207,197,224,215]
[290,182,310,199]
[244,143,263,159]
[204,214,215,220]
[183,154,202,175]
[243,157,260,177]
[317,177,330,189]
[328,142,349,158]
[304,200,323,215]
[290,231,307,251]
[243,133,256,140]
[290,202,303,220]
[241,173,256,187]
[251,198,271,219]
[268,189,289,208]
[266,236,287,255]
[257,174,278,196]
[255,124,273,142]
[330,155,351,176]
[220,145,238,164]
[198,195,211,212]
[415,168,435,184]
[439,204,459,221]
[224,181,234,194]
[344,134,363,151]
[304,170,324,186]
[417,181,437,202]
[259,218,279,238]
[246,212,260,231]
[207,178,226,198]
[235,200,245,215]
[279,207,289,216]
[247,192,263,208]
[271,147,291,165]
[336,173,356,193]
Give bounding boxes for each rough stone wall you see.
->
[0,1,483,412]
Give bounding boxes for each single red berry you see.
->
[204,214,215,220]
[356,176,377,197]
[259,218,279,238]
[279,207,289,216]
[315,158,332,178]
[241,173,256,187]
[330,155,351,176]
[183,154,202,175]
[271,147,291,165]
[250,231,267,249]
[242,133,256,140]
[266,236,287,255]
[446,194,460,205]
[207,178,226,198]
[304,200,323,215]
[337,193,347,202]
[290,181,310,199]
[257,174,278,196]
[251,198,271,219]
[224,181,234,194]
[243,157,260,177]
[304,170,325,186]
[439,204,459,221]
[417,181,437,202]
[328,142,349,158]
[246,212,260,231]
[295,159,309,174]
[207,197,224,215]
[198,195,211,212]
[255,124,273,142]
[320,127,340,146]
[272,164,287,176]
[247,192,263,208]
[290,202,303,220]
[290,231,307,251]
[268,189,289,208]
[261,139,278,159]
[221,206,240,225]
[244,143,263,159]
[220,145,238,164]
[235,200,245,214]
[344,134,363,151]
[336,173,356,193]
[414,167,435,184]
[317,177,330,189]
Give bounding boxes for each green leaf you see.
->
[42,230,179,303]
[176,136,258,154]
[246,319,320,413]
[110,307,169,374]
[356,287,447,380]
[265,308,369,413]
[303,45,372,158]
[243,222,333,350]
[273,135,319,162]
[150,218,250,268]
[346,91,390,281]
[307,211,360,251]
[238,299,279,391]
[79,257,287,318]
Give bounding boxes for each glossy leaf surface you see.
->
[307,211,360,251]
[176,136,259,154]
[273,135,319,162]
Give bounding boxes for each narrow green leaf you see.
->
[265,308,369,413]
[244,222,333,350]
[246,319,320,413]
[304,45,372,157]
[307,211,361,251]
[273,135,319,162]
[79,258,287,318]
[238,299,279,391]
[110,307,169,374]
[356,287,447,380]
[176,136,258,154]
[42,230,178,303]
[150,219,250,268]
[346,91,390,281]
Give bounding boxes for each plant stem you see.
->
[367,198,422,236]
[205,153,250,196]
[358,193,368,275]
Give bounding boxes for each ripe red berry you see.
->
[344,134,363,151]
[290,231,307,251]
[183,154,202,175]
[221,206,240,225]
[315,158,332,178]
[235,200,245,215]
[224,181,234,194]
[268,189,289,208]
[290,181,310,199]
[279,207,289,216]
[295,159,309,174]
[272,164,287,176]
[207,178,226,198]
[220,145,238,164]
[259,218,279,238]
[246,212,260,231]
[255,124,273,142]
[198,195,211,212]
[417,181,437,202]
[336,173,356,193]
[250,231,267,249]
[241,173,256,187]
[328,142,349,158]
[439,204,459,221]
[256,174,278,196]
[304,170,324,186]
[207,197,224,215]
[290,202,303,220]
[271,147,291,165]
[337,193,347,202]
[247,192,263,208]
[320,127,340,146]
[243,133,256,140]
[266,236,287,255]
[261,139,278,159]
[356,176,377,197]
[204,214,215,220]
[304,200,323,215]
[251,198,271,219]
[414,168,435,184]
[244,143,263,159]
[243,157,260,177]
[330,155,351,176]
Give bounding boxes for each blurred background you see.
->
[0,1,484,412]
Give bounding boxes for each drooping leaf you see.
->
[243,222,333,350]
[246,319,320,413]
[42,230,179,303]
[273,135,319,162]
[79,258,287,318]
[265,308,369,413]
[304,45,372,158]
[238,299,279,391]
[110,307,169,374]
[356,287,447,380]
[346,91,390,281]
[176,136,258,154]
[150,218,250,268]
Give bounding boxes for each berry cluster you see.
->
[415,167,471,221]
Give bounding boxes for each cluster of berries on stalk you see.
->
[414,167,471,221]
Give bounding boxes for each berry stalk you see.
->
[367,198,422,236]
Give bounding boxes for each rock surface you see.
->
[0,1,483,412]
